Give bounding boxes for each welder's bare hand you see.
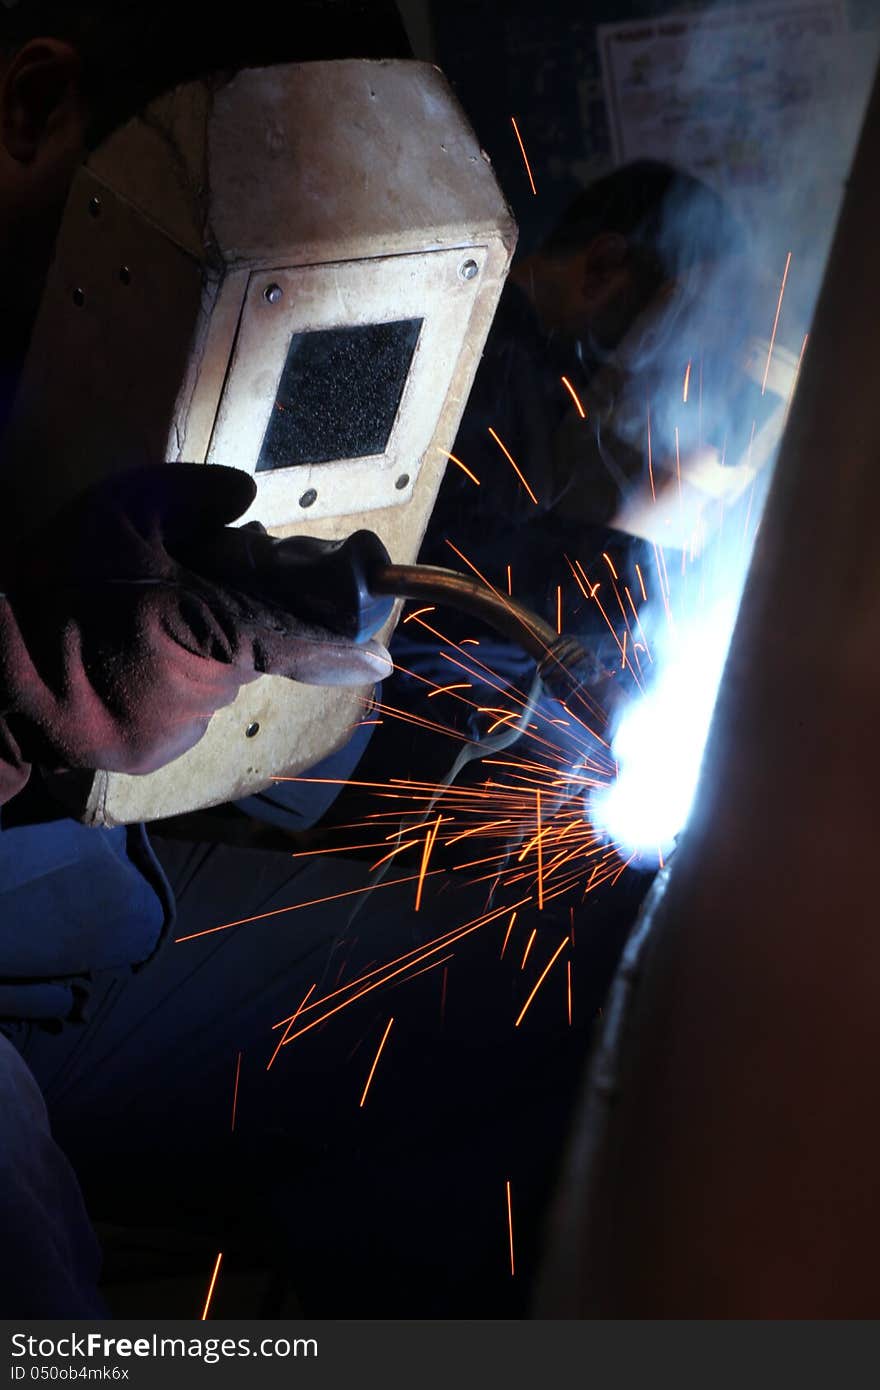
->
[0,465,392,801]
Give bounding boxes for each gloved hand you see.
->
[0,464,393,805]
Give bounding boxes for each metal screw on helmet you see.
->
[299,488,318,508]
[264,283,284,304]
[459,259,479,281]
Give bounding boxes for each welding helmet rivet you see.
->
[395,473,410,491]
[299,488,318,508]
[88,195,101,218]
[459,259,479,280]
[264,283,284,304]
[245,721,260,739]
[72,287,86,307]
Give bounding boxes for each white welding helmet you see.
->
[2,58,516,823]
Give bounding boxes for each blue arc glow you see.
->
[589,597,740,863]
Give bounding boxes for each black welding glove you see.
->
[0,464,393,805]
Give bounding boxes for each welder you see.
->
[0,0,416,1317]
[392,157,748,762]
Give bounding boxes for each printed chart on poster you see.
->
[598,1,866,206]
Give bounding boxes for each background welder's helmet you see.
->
[0,10,517,824]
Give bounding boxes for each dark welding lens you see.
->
[256,318,423,472]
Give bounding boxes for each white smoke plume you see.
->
[589,0,879,862]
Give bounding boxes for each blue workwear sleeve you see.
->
[0,1033,106,1316]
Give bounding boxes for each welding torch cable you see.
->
[368,562,612,706]
[371,563,556,660]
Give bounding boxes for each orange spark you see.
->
[500,910,517,959]
[602,551,618,580]
[201,1252,223,1320]
[447,820,514,847]
[652,541,673,624]
[567,959,572,1026]
[290,840,394,859]
[510,116,537,195]
[387,953,453,991]
[560,375,586,418]
[624,586,653,664]
[276,898,531,1045]
[567,561,590,602]
[427,683,472,698]
[611,850,637,885]
[515,938,568,1027]
[674,425,682,504]
[415,815,442,912]
[556,585,562,635]
[267,982,316,1071]
[445,542,559,686]
[403,605,436,623]
[369,840,420,872]
[359,1017,394,1108]
[635,563,647,601]
[506,564,512,596]
[536,790,544,910]
[488,427,538,505]
[761,250,792,395]
[683,359,691,403]
[520,927,537,969]
[175,870,445,943]
[441,450,481,486]
[487,712,519,734]
[230,1051,241,1131]
[566,557,641,689]
[506,1180,515,1276]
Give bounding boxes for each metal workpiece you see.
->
[542,59,880,1317]
[536,863,673,1317]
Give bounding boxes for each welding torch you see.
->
[187,526,623,718]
